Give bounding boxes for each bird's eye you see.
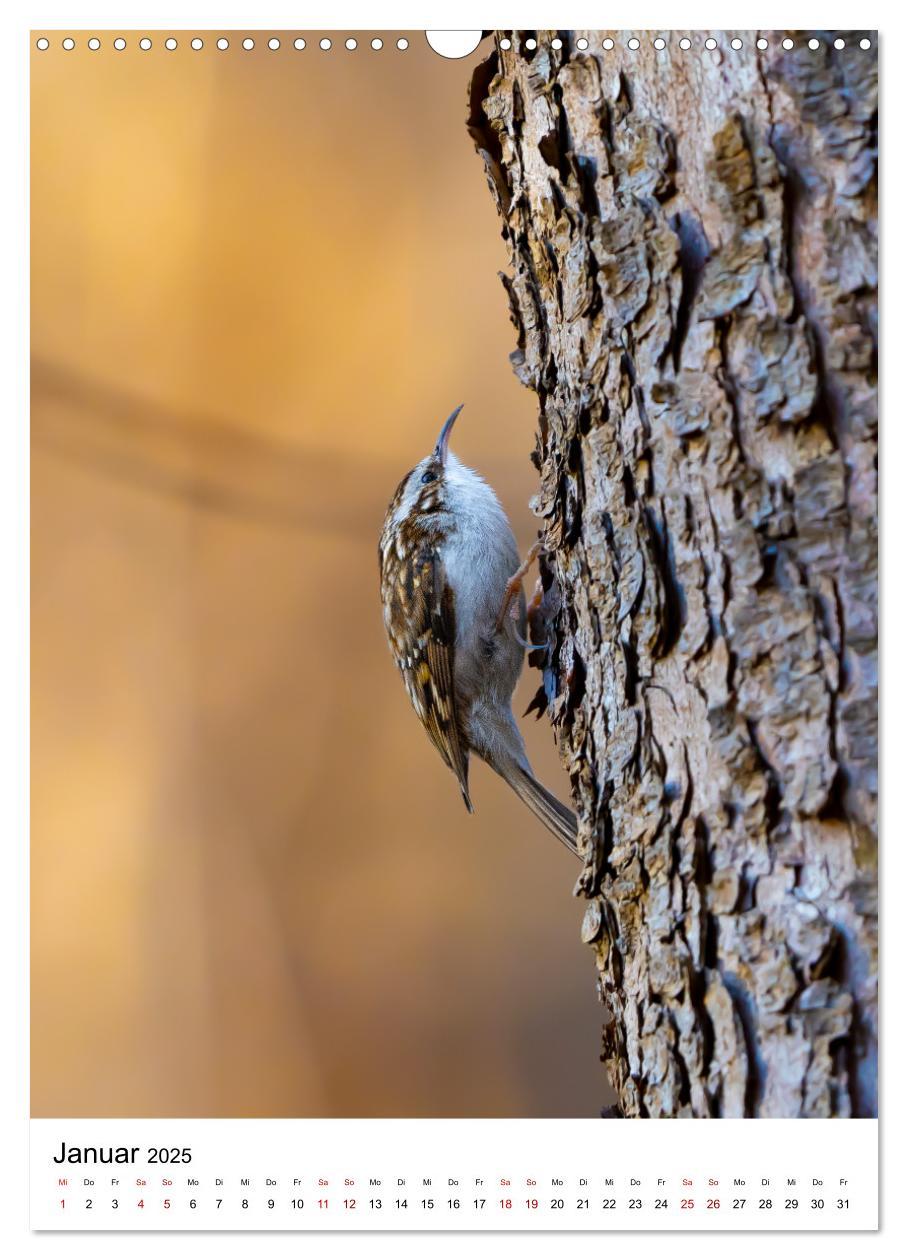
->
[421,470,437,484]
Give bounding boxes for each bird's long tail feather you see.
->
[499,761,580,858]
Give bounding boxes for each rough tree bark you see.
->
[469,30,877,1118]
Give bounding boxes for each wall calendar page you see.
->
[25,12,880,1246]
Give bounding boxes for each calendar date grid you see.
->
[50,1169,857,1222]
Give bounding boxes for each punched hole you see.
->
[426,31,482,58]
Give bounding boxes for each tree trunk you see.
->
[468,30,877,1118]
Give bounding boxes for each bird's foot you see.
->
[495,538,542,633]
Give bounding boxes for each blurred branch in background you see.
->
[33,357,378,539]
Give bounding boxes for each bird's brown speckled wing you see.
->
[381,543,472,811]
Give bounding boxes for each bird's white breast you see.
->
[439,455,523,706]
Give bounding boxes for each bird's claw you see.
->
[516,632,547,651]
[496,538,543,633]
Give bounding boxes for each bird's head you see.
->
[389,404,465,524]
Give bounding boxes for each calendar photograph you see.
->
[28,23,879,1236]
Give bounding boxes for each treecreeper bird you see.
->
[379,405,579,856]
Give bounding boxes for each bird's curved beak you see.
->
[434,404,464,464]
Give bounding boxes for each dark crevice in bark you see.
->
[575,154,602,222]
[720,972,763,1117]
[670,210,710,371]
[644,505,685,657]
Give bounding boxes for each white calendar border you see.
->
[3,0,900,1255]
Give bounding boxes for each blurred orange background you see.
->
[31,32,605,1117]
